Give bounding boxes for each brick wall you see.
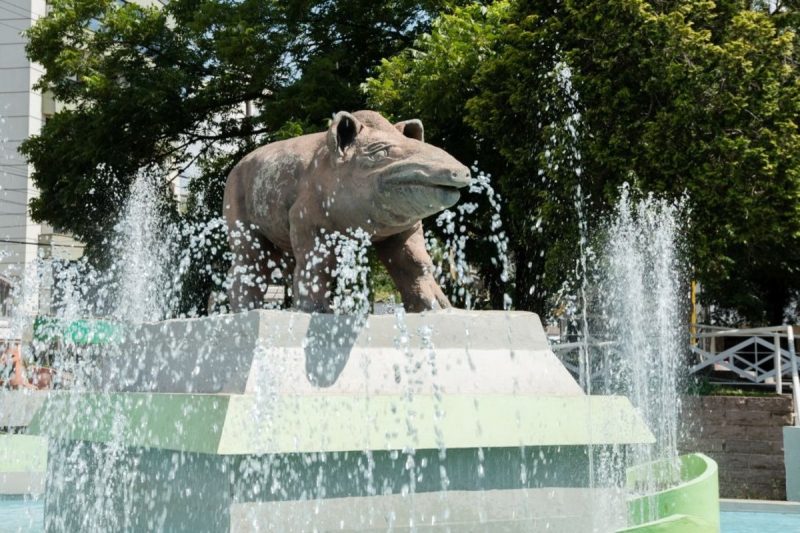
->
[679,395,793,500]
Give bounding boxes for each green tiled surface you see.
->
[28,392,653,454]
[28,393,228,454]
[0,435,46,473]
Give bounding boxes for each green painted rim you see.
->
[618,514,714,533]
[619,453,720,532]
[28,392,654,454]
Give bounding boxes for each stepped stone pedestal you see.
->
[29,309,653,532]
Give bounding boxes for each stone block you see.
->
[691,438,725,453]
[747,453,784,470]
[772,412,795,425]
[684,393,797,502]
[701,396,745,410]
[720,479,785,501]
[722,469,782,486]
[42,439,619,532]
[711,452,749,471]
[725,409,778,426]
[723,439,783,455]
[690,395,792,414]
[21,310,657,531]
[95,310,584,397]
[692,423,755,440]
[229,488,627,533]
[741,396,793,413]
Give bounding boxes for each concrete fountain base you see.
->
[29,309,656,532]
[41,440,629,532]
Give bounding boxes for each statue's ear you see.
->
[395,119,424,142]
[328,111,362,157]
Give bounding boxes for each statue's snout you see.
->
[451,166,472,188]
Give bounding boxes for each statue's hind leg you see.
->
[375,222,451,312]
[225,221,288,313]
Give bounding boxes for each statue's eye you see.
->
[366,146,390,161]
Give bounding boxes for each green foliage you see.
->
[367,0,800,323]
[23,0,800,322]
[368,250,400,303]
[23,0,289,245]
[23,0,452,312]
[566,1,800,324]
[262,0,459,134]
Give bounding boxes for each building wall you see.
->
[0,0,47,284]
[680,395,793,500]
[2,0,170,316]
[0,0,87,316]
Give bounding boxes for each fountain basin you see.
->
[21,310,660,531]
[620,453,720,532]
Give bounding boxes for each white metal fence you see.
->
[690,325,798,393]
[549,338,618,387]
[550,324,800,428]
[690,324,799,424]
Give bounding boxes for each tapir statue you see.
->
[222,110,471,313]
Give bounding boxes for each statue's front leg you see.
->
[375,222,451,312]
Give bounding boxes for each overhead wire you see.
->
[0,198,31,207]
[0,224,37,229]
[0,0,34,19]
[0,237,84,248]
[0,169,32,180]
[0,19,26,33]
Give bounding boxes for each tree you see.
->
[564,0,800,324]
[367,0,800,324]
[23,0,290,244]
[22,0,453,314]
[262,0,452,134]
[367,0,609,313]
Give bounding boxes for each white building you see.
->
[1,0,182,317]
[1,0,48,287]
[0,0,103,315]
[1,0,85,315]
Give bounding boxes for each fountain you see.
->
[0,110,720,532]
